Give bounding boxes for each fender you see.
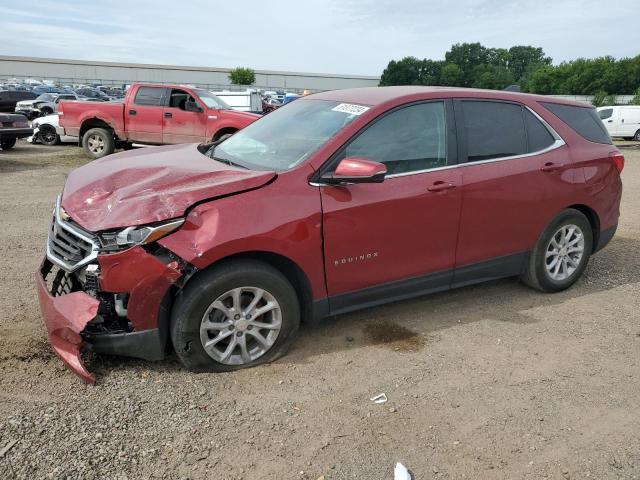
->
[158,164,328,301]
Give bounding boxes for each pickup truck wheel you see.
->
[0,138,17,150]
[82,128,115,159]
[171,260,300,373]
[38,125,60,146]
[521,209,593,292]
[634,130,640,142]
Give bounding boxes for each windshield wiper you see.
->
[206,144,249,170]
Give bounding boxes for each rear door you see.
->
[452,99,567,285]
[320,100,463,309]
[162,88,208,144]
[126,86,167,144]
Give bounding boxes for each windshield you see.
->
[211,99,366,171]
[35,94,55,102]
[194,89,231,110]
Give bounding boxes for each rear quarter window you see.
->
[541,102,611,144]
[134,87,165,106]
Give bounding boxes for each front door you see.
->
[319,101,463,311]
[162,89,208,144]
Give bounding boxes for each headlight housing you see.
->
[98,219,184,251]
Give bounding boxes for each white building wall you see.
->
[0,55,380,92]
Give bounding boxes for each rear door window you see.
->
[460,101,527,162]
[134,87,165,106]
[541,102,611,144]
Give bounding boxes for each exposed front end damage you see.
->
[37,200,190,383]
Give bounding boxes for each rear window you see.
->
[541,102,611,144]
[134,87,165,106]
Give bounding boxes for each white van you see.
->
[210,90,263,114]
[597,105,640,141]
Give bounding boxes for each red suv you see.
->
[37,87,623,383]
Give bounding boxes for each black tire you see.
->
[634,130,640,142]
[171,259,300,373]
[40,107,53,116]
[82,127,115,159]
[38,125,60,146]
[521,208,593,292]
[0,138,17,150]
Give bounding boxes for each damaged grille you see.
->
[46,195,99,272]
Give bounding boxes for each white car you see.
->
[597,105,640,141]
[29,114,77,146]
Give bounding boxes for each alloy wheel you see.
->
[87,134,105,154]
[545,224,585,281]
[199,287,282,365]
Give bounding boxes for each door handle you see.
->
[540,162,563,172]
[427,180,457,192]
[128,109,136,116]
[607,120,613,123]
[164,112,172,119]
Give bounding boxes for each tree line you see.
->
[380,43,640,103]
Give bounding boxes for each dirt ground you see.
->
[0,140,639,480]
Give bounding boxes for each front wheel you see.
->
[38,125,60,146]
[0,138,17,150]
[171,260,300,372]
[521,209,593,292]
[82,128,115,159]
[634,130,640,142]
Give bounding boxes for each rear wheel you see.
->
[634,130,640,142]
[171,260,300,372]
[521,209,593,292]
[0,138,17,150]
[82,128,115,159]
[38,125,60,146]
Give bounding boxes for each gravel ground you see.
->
[0,140,639,480]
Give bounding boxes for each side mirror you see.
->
[321,157,387,184]
[185,100,203,113]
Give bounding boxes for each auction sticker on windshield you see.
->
[331,103,370,115]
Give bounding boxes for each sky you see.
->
[0,0,638,76]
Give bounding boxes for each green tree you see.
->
[444,42,489,87]
[591,91,608,107]
[472,65,514,90]
[507,46,551,83]
[380,57,423,86]
[439,63,463,86]
[629,87,640,105]
[228,67,256,85]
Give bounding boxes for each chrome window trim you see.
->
[311,104,565,184]
[46,195,99,273]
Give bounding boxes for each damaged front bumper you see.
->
[36,261,100,384]
[37,246,186,383]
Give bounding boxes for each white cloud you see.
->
[0,0,637,75]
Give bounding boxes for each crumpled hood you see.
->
[61,143,276,231]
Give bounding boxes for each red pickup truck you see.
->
[58,83,260,159]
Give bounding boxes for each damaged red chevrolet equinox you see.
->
[37,87,623,383]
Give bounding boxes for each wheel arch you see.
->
[565,203,600,252]
[180,250,315,324]
[211,126,238,142]
[79,117,117,140]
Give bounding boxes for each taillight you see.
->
[58,102,64,116]
[610,152,625,173]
